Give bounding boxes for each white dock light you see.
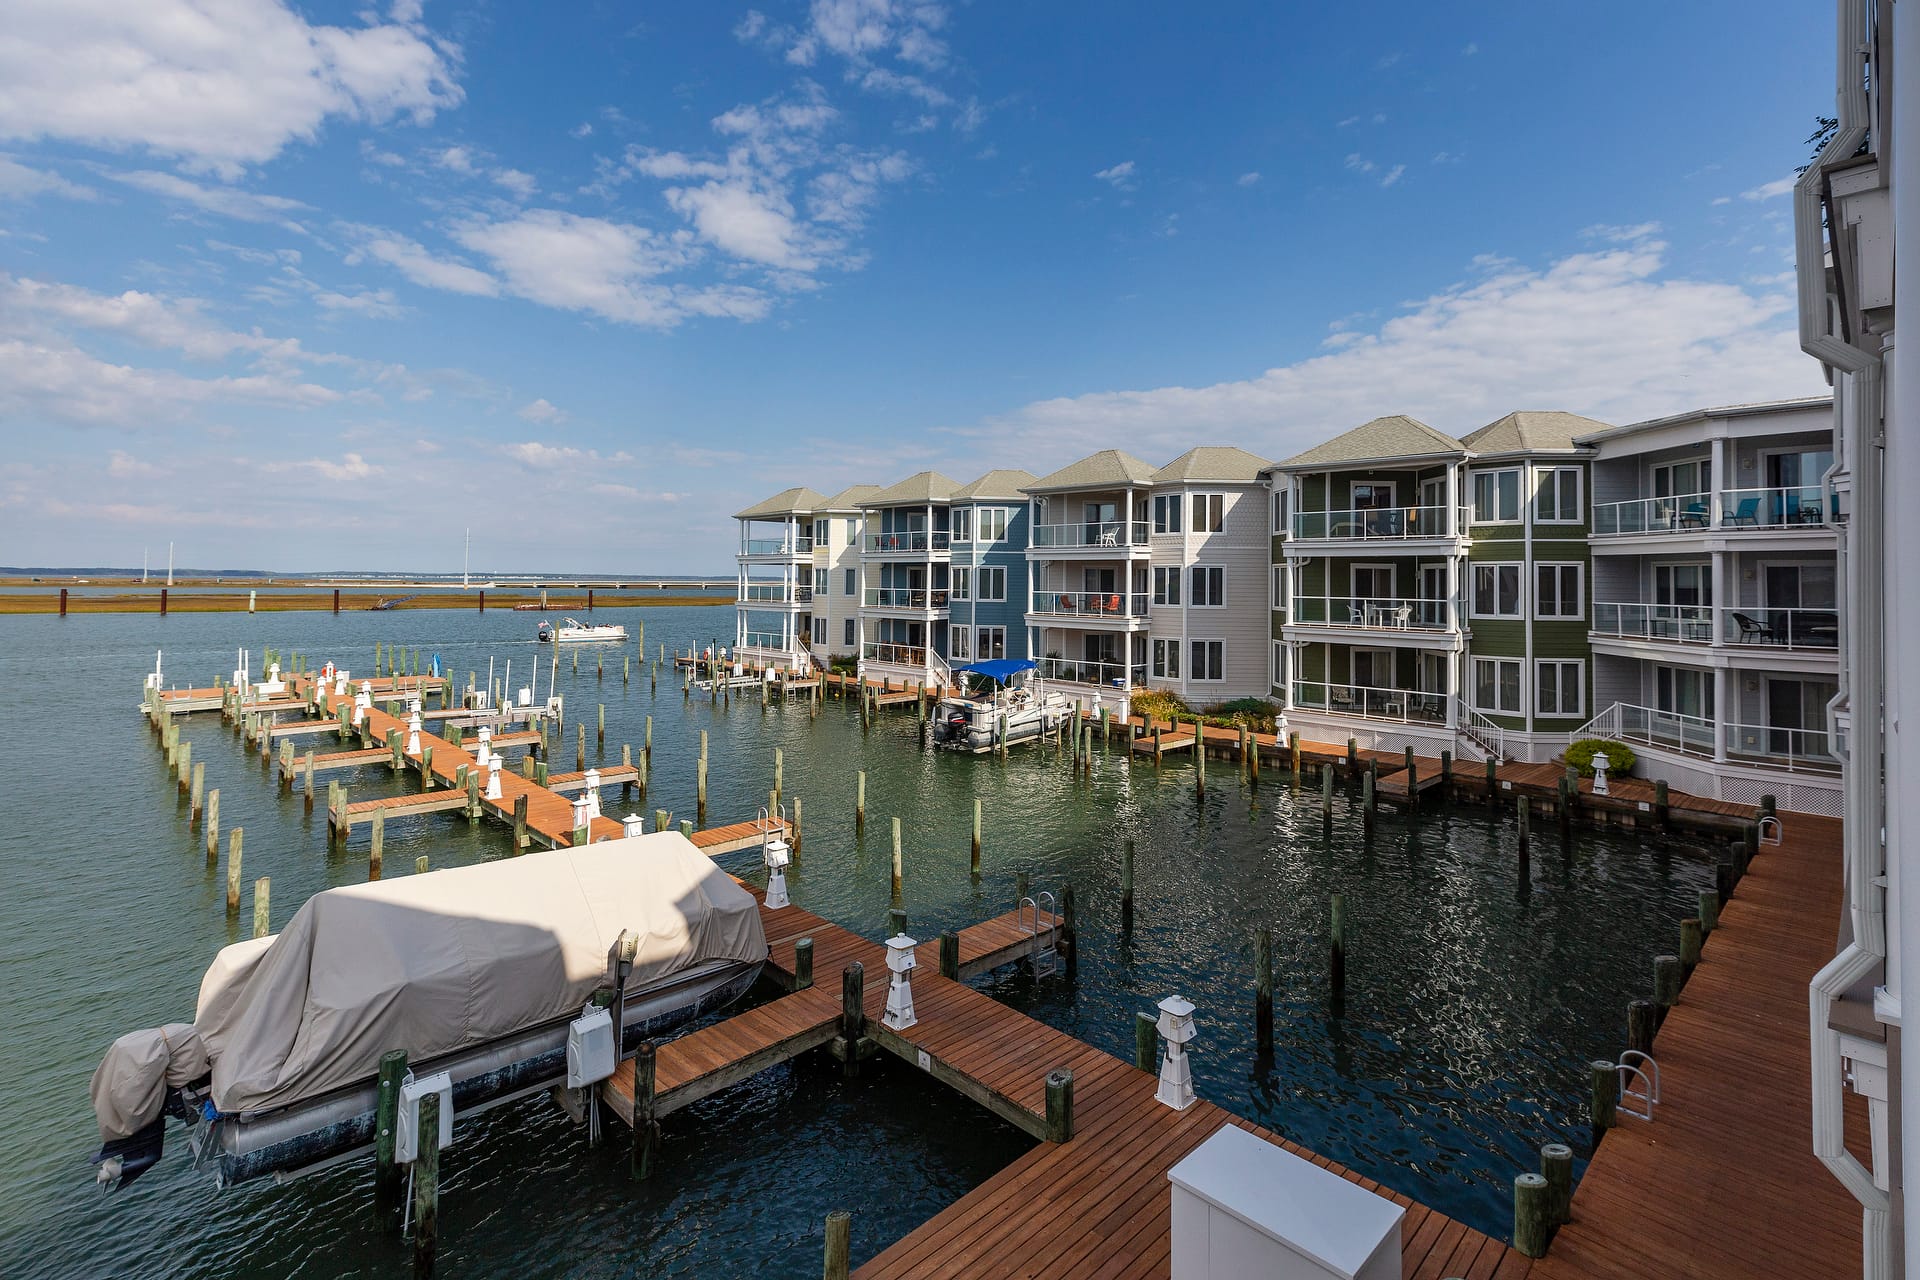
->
[333,671,348,697]
[763,835,792,910]
[1155,995,1198,1111]
[485,756,503,800]
[571,794,592,837]
[406,712,422,757]
[583,768,602,820]
[622,813,646,838]
[883,934,918,1030]
[1591,751,1611,797]
[474,724,492,769]
[352,685,371,727]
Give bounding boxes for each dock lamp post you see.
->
[1591,752,1611,797]
[622,814,646,838]
[333,671,348,698]
[763,833,793,910]
[583,768,602,821]
[883,934,918,1030]
[571,794,592,841]
[1155,995,1198,1111]
[406,712,422,757]
[353,683,372,727]
[485,756,503,801]
[474,725,493,770]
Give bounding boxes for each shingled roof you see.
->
[819,483,884,510]
[1153,446,1272,483]
[1022,449,1160,493]
[733,486,829,520]
[953,469,1040,501]
[1460,410,1613,455]
[1274,416,1465,469]
[859,471,962,506]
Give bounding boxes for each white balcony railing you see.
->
[740,629,797,651]
[863,587,950,609]
[1288,596,1456,630]
[1719,485,1837,528]
[861,640,939,669]
[1289,679,1450,724]
[1725,721,1839,773]
[742,583,813,603]
[1290,505,1462,540]
[1029,520,1151,549]
[741,536,813,556]
[1572,702,1838,773]
[1027,590,1148,619]
[1591,495,1711,536]
[1590,602,1839,650]
[1591,486,1840,535]
[863,530,951,554]
[1036,656,1145,688]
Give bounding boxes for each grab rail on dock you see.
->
[1018,893,1058,978]
[1617,1049,1661,1121]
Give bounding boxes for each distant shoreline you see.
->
[0,591,734,615]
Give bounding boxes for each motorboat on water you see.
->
[538,616,626,643]
[930,659,1071,752]
[89,834,765,1190]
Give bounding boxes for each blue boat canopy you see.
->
[954,658,1036,683]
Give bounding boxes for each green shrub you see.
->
[1129,689,1191,723]
[1201,697,1279,733]
[1566,738,1636,777]
[827,655,858,675]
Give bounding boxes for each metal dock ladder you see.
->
[1018,891,1059,977]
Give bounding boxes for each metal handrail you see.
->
[1617,1050,1660,1121]
[1289,679,1450,725]
[863,530,952,553]
[1291,504,1463,540]
[1289,595,1455,629]
[1029,520,1151,549]
[1027,590,1147,618]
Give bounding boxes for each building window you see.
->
[1190,565,1225,606]
[811,615,826,642]
[1271,489,1288,534]
[844,568,856,595]
[976,626,1005,659]
[1190,640,1225,681]
[846,517,858,540]
[844,618,855,646]
[1535,467,1582,523]
[1271,565,1285,612]
[951,507,972,543]
[1651,459,1711,499]
[1534,563,1584,619]
[951,568,971,600]
[812,568,827,594]
[812,518,828,544]
[1537,660,1584,717]
[1152,494,1183,533]
[1471,469,1522,523]
[1152,638,1181,678]
[974,567,1006,601]
[1654,562,1712,606]
[1152,566,1181,605]
[1272,640,1286,689]
[950,628,971,660]
[1191,493,1225,532]
[977,507,1009,542]
[1472,563,1523,617]
[1474,657,1522,714]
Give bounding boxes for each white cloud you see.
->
[1236,171,1260,187]
[107,449,158,477]
[1374,51,1403,70]
[492,168,537,199]
[959,237,1824,467]
[0,335,342,427]
[1432,151,1462,165]
[2,273,301,362]
[666,181,812,269]
[345,226,499,296]
[1344,153,1376,175]
[435,146,478,174]
[111,170,309,230]
[0,0,463,177]
[0,155,96,201]
[1582,221,1663,243]
[1380,164,1406,188]
[1711,196,1733,206]
[1336,116,1361,128]
[502,440,632,468]
[1463,42,1479,55]
[264,451,379,481]
[518,397,567,424]
[1741,176,1796,201]
[1093,160,1138,191]
[569,121,594,139]
[311,286,405,318]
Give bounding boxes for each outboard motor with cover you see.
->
[90,1024,211,1190]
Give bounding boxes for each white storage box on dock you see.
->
[395,1072,453,1163]
[1168,1124,1402,1280]
[566,1005,616,1088]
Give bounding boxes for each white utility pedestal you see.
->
[1168,1125,1402,1280]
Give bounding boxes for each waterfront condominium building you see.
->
[944,470,1038,673]
[810,484,882,663]
[1797,0,1903,1264]
[1023,446,1271,716]
[732,486,827,672]
[1579,397,1841,817]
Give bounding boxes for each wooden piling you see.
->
[1513,1172,1551,1259]
[823,1210,852,1280]
[794,938,814,990]
[839,962,866,1079]
[1321,763,1333,819]
[1653,779,1671,828]
[1680,917,1704,972]
[1590,1059,1619,1134]
[303,751,315,809]
[373,1048,408,1223]
[1254,927,1274,1058]
[253,877,270,937]
[412,1092,440,1277]
[891,818,903,903]
[773,747,784,809]
[190,761,205,824]
[1403,745,1417,810]
[856,770,866,830]
[511,793,529,851]
[791,796,803,864]
[631,1042,659,1179]
[1698,889,1720,933]
[1440,749,1452,785]
[1135,1012,1159,1071]
[655,809,669,833]
[597,703,605,745]
[1542,1142,1573,1226]
[1654,954,1683,1012]
[1044,1069,1075,1143]
[416,855,430,874]
[1486,755,1498,808]
[577,721,586,772]
[225,828,243,914]
[1627,998,1657,1057]
[371,809,385,879]
[1120,837,1135,922]
[1518,796,1532,870]
[1060,884,1078,977]
[939,931,960,980]
[177,740,193,793]
[1194,721,1206,795]
[1361,767,1375,829]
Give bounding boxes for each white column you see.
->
[1710,435,1729,525]
[1712,664,1731,763]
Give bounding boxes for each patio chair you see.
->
[1726,496,1761,527]
[1390,604,1412,628]
[1730,611,1775,644]
[1097,526,1120,548]
[1677,501,1709,529]
[1106,594,1121,615]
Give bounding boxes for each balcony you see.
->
[1591,487,1840,536]
[1035,656,1146,688]
[1579,702,1838,775]
[740,536,814,558]
[1029,520,1151,551]
[1289,504,1464,542]
[741,583,813,605]
[864,530,951,555]
[1027,590,1148,624]
[1288,679,1450,724]
[1590,602,1839,651]
[863,586,950,611]
[1288,596,1457,632]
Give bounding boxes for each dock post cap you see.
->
[883,935,918,1030]
[1155,994,1198,1112]
[621,814,645,838]
[763,837,792,910]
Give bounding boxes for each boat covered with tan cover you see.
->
[200,833,765,1114]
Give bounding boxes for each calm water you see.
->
[0,605,1713,1276]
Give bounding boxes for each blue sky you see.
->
[0,0,1829,573]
